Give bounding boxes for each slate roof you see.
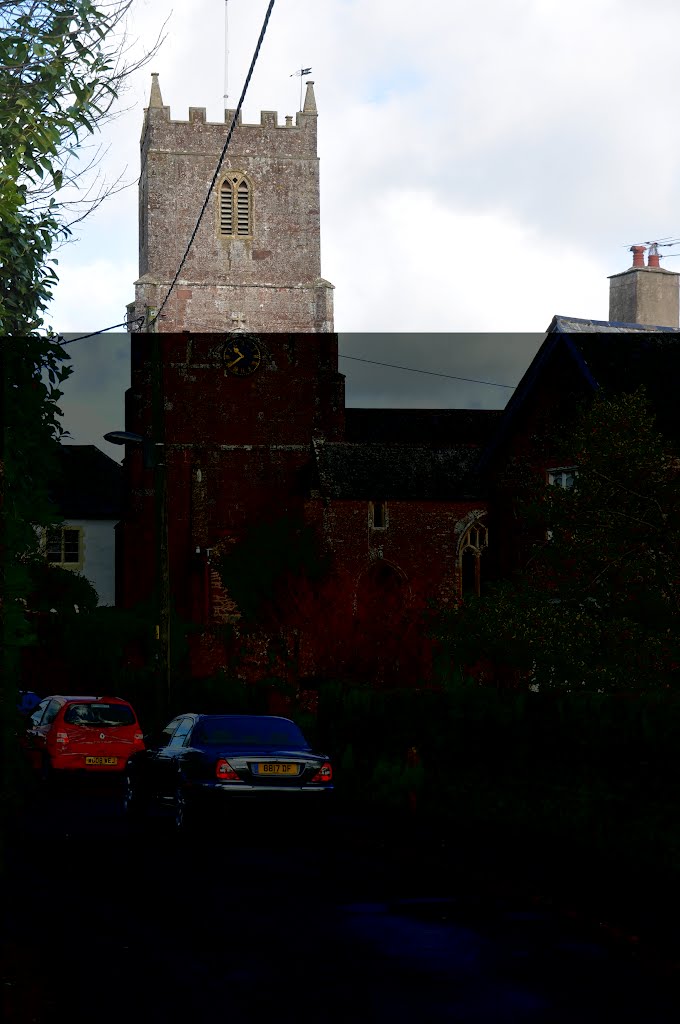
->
[550,315,680,335]
[344,408,504,445]
[478,316,680,469]
[50,445,123,519]
[312,441,483,500]
[552,317,680,438]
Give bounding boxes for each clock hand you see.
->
[225,352,244,368]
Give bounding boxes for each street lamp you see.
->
[104,426,171,728]
[103,431,158,469]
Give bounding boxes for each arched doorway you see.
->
[354,561,409,683]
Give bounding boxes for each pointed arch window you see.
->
[219,174,252,237]
[458,519,488,598]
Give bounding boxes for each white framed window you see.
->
[219,174,252,237]
[44,526,83,570]
[547,467,576,489]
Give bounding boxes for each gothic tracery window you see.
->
[458,519,488,598]
[219,174,251,237]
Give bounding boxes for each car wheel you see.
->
[123,770,146,820]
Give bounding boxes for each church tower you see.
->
[129,74,334,333]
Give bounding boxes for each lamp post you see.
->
[106,337,171,729]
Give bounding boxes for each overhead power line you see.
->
[339,354,517,389]
[148,0,277,332]
[55,323,518,390]
[60,317,144,344]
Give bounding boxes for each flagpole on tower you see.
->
[290,66,312,111]
[223,0,229,108]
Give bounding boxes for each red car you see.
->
[24,695,145,777]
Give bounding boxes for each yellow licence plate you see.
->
[254,763,299,775]
[85,756,118,766]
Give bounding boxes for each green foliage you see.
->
[434,388,680,692]
[317,677,680,908]
[318,680,680,889]
[337,744,361,801]
[26,561,98,615]
[369,755,410,809]
[0,1,131,333]
[171,669,272,718]
[0,3,161,867]
[1,337,72,663]
[0,336,73,856]
[216,510,332,625]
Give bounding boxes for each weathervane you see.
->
[290,66,312,110]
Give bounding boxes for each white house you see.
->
[45,445,122,606]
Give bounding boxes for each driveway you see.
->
[2,778,678,1023]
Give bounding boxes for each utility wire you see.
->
[339,354,517,389]
[53,323,518,390]
[60,317,145,344]
[147,0,277,331]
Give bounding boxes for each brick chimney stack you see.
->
[608,244,679,328]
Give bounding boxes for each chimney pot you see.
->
[609,247,680,327]
[630,244,646,268]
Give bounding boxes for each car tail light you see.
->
[56,732,69,746]
[134,732,144,745]
[216,758,239,781]
[310,762,332,783]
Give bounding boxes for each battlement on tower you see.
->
[141,73,318,150]
[145,106,311,130]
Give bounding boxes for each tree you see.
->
[0,0,164,333]
[434,388,680,692]
[1,337,72,672]
[0,0,162,859]
[216,510,336,682]
[216,511,434,688]
[0,336,72,862]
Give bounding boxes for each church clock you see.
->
[222,335,262,377]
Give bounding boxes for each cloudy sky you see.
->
[49,0,680,455]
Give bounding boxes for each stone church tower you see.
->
[129,74,334,333]
[119,75,493,693]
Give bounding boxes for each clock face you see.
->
[222,335,262,377]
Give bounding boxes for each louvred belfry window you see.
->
[219,175,251,237]
[237,180,250,234]
[219,181,233,234]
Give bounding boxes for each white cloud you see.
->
[39,0,680,443]
[48,0,680,334]
[49,258,137,334]
[328,191,606,331]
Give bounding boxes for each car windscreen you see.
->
[192,717,309,748]
[63,704,136,727]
